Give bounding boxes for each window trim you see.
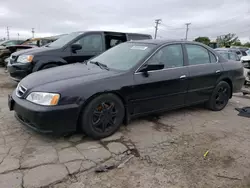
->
[134,43,185,74]
[184,43,219,67]
[64,32,104,52]
[73,33,104,52]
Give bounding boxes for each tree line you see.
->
[194,34,250,48]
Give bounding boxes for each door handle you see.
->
[180,75,186,79]
[216,70,221,74]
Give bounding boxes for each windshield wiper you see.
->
[90,61,109,70]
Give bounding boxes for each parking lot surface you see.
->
[0,68,250,188]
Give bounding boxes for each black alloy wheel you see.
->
[92,102,118,133]
[81,94,125,139]
[207,81,231,111]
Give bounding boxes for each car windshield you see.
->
[89,42,156,71]
[48,32,83,47]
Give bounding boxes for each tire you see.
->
[206,81,231,111]
[1,56,9,67]
[41,64,58,70]
[81,93,125,139]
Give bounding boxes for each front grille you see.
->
[16,84,27,98]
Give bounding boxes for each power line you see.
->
[160,23,184,30]
[154,19,162,39]
[31,28,35,38]
[185,23,191,40]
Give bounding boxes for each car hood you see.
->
[20,63,120,89]
[241,56,250,61]
[7,45,37,49]
[11,46,59,56]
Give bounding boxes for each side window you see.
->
[229,53,236,61]
[235,54,240,61]
[209,52,217,63]
[235,51,241,55]
[186,44,210,65]
[147,44,184,68]
[110,39,122,48]
[74,34,102,52]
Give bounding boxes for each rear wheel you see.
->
[81,94,125,139]
[206,81,231,111]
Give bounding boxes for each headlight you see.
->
[26,92,60,106]
[17,55,34,63]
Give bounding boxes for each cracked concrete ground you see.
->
[0,68,250,188]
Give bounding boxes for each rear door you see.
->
[67,33,104,63]
[132,43,189,114]
[185,44,223,104]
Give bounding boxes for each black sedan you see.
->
[8,40,245,139]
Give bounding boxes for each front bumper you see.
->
[9,92,81,135]
[7,62,32,81]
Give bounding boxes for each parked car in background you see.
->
[246,49,250,55]
[0,35,64,67]
[216,50,250,84]
[241,55,250,84]
[0,40,24,50]
[8,40,244,138]
[215,51,241,61]
[215,48,245,59]
[7,31,152,81]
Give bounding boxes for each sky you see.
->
[0,0,250,42]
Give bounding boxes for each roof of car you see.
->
[127,39,201,45]
[215,48,240,51]
[216,51,235,54]
[74,30,152,37]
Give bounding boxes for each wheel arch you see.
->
[33,58,67,72]
[76,91,128,131]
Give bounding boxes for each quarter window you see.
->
[147,44,184,68]
[74,34,102,52]
[186,44,210,65]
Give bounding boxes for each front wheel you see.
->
[206,81,231,111]
[81,94,125,139]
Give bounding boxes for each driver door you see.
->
[131,44,189,114]
[66,33,104,64]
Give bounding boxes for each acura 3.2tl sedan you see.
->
[8,40,245,139]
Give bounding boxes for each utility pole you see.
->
[185,23,191,40]
[6,26,9,40]
[154,19,162,39]
[31,28,35,38]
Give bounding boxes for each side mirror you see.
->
[71,44,82,53]
[139,64,164,77]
